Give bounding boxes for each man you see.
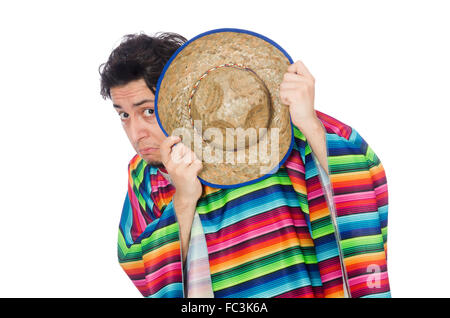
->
[99,32,390,298]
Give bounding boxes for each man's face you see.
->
[111,78,166,167]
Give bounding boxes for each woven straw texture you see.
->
[157,31,292,186]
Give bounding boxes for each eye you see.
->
[144,108,155,117]
[119,112,129,120]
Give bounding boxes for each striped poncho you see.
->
[117,111,390,298]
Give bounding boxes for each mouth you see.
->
[139,147,159,155]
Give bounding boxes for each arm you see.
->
[160,136,203,264]
[351,128,389,255]
[280,60,329,174]
[292,115,329,174]
[173,194,197,263]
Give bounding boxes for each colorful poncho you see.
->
[117,111,390,298]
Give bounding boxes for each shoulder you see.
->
[292,110,353,143]
[315,110,353,140]
[127,153,144,170]
[315,110,381,167]
[126,154,150,188]
[315,110,368,151]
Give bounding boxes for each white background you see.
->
[0,0,449,297]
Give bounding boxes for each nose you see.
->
[128,115,150,144]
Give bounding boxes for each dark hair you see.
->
[99,32,187,99]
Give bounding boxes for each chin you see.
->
[138,152,163,168]
[144,158,164,168]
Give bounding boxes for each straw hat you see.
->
[155,28,294,188]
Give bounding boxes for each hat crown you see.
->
[190,65,272,151]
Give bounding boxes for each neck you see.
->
[159,166,168,174]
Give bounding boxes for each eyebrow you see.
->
[113,99,155,109]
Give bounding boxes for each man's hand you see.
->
[160,135,203,262]
[160,135,203,202]
[279,60,317,126]
[279,60,329,174]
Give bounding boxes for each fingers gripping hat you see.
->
[155,28,294,188]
